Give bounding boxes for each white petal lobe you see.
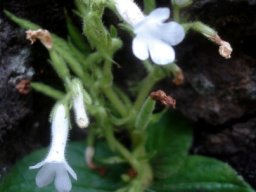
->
[55,164,72,192]
[148,8,170,22]
[64,161,77,180]
[148,39,175,65]
[29,160,45,169]
[36,164,55,187]
[132,36,149,60]
[159,22,185,46]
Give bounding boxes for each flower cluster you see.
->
[23,1,233,192]
[114,0,185,65]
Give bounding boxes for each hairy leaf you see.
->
[152,156,254,192]
[147,112,192,179]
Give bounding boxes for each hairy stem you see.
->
[134,72,157,111]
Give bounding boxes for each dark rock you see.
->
[0,0,72,178]
[170,0,256,124]
[193,118,256,188]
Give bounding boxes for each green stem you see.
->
[103,122,140,171]
[114,139,140,171]
[102,87,127,117]
[169,63,181,76]
[102,125,116,151]
[130,132,153,188]
[143,0,156,14]
[87,126,96,147]
[182,21,217,37]
[134,72,157,111]
[173,5,180,22]
[103,60,113,84]
[143,60,154,73]
[101,60,127,117]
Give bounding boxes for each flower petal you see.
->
[148,39,175,65]
[148,8,170,22]
[132,35,149,61]
[158,22,185,46]
[55,164,72,192]
[36,163,55,187]
[64,161,77,180]
[29,160,45,169]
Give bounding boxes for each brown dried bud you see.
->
[150,90,176,108]
[15,79,31,95]
[219,41,232,59]
[26,29,52,49]
[210,34,232,59]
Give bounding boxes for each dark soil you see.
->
[1,0,256,189]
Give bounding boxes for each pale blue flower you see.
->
[132,8,185,65]
[114,0,185,65]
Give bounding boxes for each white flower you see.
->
[132,8,185,65]
[72,79,89,129]
[30,103,77,192]
[114,0,185,65]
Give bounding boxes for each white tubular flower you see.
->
[72,79,89,129]
[132,8,185,65]
[114,0,185,65]
[30,103,77,192]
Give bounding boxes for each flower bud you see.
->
[114,0,145,26]
[72,79,89,128]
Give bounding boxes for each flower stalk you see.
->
[183,21,233,58]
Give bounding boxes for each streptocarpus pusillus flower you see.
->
[30,103,77,192]
[115,0,185,65]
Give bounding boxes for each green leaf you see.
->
[0,141,124,192]
[49,50,71,80]
[135,97,156,131]
[65,13,90,54]
[152,156,255,192]
[31,82,64,100]
[4,10,40,30]
[146,112,192,179]
[83,12,112,60]
[110,25,118,38]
